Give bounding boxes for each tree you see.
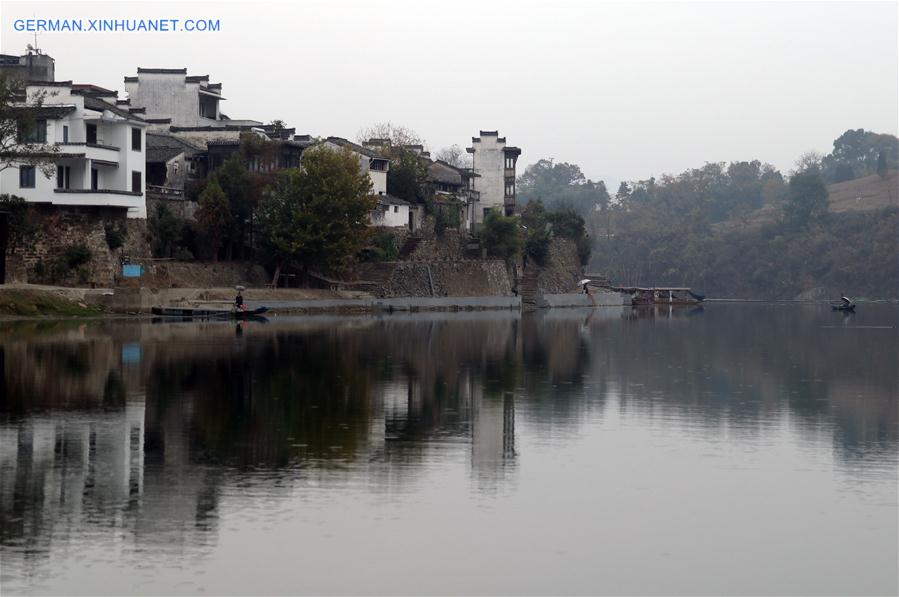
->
[356,122,424,150]
[480,210,522,261]
[387,149,429,204]
[0,194,36,254]
[194,180,233,261]
[793,150,823,175]
[148,203,183,258]
[256,145,376,277]
[517,158,610,214]
[211,154,252,258]
[877,151,888,179]
[0,74,59,177]
[784,172,828,229]
[435,144,471,168]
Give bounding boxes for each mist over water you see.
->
[1,304,896,595]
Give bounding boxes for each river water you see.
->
[0,304,896,595]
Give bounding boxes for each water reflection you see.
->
[0,305,896,595]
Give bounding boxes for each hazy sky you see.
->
[2,0,897,185]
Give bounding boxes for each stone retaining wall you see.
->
[4,205,150,287]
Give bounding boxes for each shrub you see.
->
[63,244,92,269]
[524,227,551,266]
[481,210,522,261]
[362,230,398,261]
[104,223,125,250]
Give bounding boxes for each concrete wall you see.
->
[126,74,213,128]
[539,291,626,307]
[370,169,387,195]
[371,202,410,227]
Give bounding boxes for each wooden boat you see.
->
[151,306,269,319]
[831,296,856,312]
[612,287,704,306]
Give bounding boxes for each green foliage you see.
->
[0,289,104,317]
[104,222,125,251]
[877,151,888,179]
[387,149,428,204]
[194,180,233,260]
[524,226,551,266]
[0,194,36,253]
[481,210,522,261]
[517,159,610,215]
[586,130,899,299]
[785,172,828,229]
[363,230,399,261]
[0,74,60,177]
[256,146,377,273]
[148,203,183,258]
[548,210,591,265]
[433,200,463,236]
[63,244,91,269]
[821,129,898,183]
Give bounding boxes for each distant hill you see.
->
[714,169,898,232]
[825,170,898,213]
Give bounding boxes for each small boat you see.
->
[831,296,855,312]
[151,306,269,319]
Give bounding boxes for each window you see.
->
[394,205,399,213]
[132,171,142,193]
[19,166,36,188]
[131,128,141,151]
[505,156,515,169]
[86,123,97,144]
[505,181,515,197]
[91,168,98,191]
[19,119,47,143]
[63,125,69,143]
[56,165,71,189]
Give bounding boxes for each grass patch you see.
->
[0,289,106,317]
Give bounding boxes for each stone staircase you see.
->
[398,236,422,259]
[519,266,540,311]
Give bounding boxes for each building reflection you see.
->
[0,305,896,567]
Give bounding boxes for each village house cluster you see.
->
[1,49,522,241]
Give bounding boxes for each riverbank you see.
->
[0,284,630,319]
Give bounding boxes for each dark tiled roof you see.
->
[137,68,187,74]
[378,194,410,206]
[145,118,172,124]
[123,76,138,83]
[185,75,209,82]
[428,161,463,185]
[31,105,77,119]
[146,133,203,162]
[170,125,258,132]
[325,137,388,159]
[71,84,117,97]
[83,96,145,123]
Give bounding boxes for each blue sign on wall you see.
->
[122,264,142,277]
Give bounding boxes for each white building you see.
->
[370,195,413,228]
[321,137,389,195]
[0,81,148,218]
[123,68,262,131]
[467,131,521,224]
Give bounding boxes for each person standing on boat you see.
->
[235,286,245,311]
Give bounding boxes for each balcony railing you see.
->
[60,141,121,152]
[147,185,185,197]
[54,189,141,196]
